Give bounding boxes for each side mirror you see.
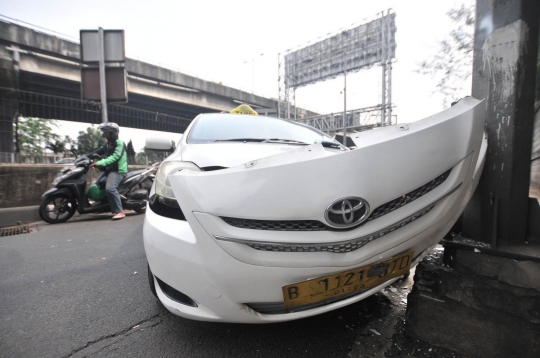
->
[145,137,175,152]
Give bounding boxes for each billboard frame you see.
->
[282,13,395,90]
[278,10,396,141]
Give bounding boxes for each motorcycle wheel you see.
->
[133,205,146,214]
[39,194,77,224]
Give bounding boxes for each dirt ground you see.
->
[347,248,464,358]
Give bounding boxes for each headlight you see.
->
[155,161,200,202]
[52,167,84,186]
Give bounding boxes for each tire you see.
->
[148,264,158,298]
[134,204,146,214]
[39,194,77,224]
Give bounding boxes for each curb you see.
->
[0,206,40,228]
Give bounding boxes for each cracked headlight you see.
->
[155,161,200,206]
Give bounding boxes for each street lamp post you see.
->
[244,53,264,94]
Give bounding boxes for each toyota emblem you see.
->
[324,197,370,228]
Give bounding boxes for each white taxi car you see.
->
[143,98,486,323]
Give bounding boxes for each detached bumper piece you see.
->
[220,169,452,232]
[215,183,462,253]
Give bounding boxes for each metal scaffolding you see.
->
[295,106,395,134]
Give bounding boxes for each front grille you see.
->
[221,218,327,231]
[367,169,451,222]
[230,204,436,253]
[214,182,463,254]
[220,169,452,231]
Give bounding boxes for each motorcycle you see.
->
[39,155,159,224]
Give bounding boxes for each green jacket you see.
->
[95,139,128,174]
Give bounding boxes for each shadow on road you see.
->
[110,293,398,358]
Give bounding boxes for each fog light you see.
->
[155,276,197,307]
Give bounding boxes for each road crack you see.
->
[86,317,164,357]
[61,312,166,358]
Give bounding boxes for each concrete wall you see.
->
[0,164,146,208]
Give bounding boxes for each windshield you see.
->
[187,114,339,145]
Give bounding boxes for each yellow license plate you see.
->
[282,250,414,309]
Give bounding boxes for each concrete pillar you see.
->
[0,45,17,156]
[405,2,540,355]
[461,0,539,246]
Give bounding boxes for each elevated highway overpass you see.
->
[0,19,317,153]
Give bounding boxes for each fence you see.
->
[0,87,192,156]
[8,87,193,132]
[0,151,172,165]
[0,152,72,164]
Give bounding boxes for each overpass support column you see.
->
[461,0,539,248]
[405,1,540,357]
[0,45,18,157]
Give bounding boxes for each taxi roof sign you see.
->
[230,104,258,115]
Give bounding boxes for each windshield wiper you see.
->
[213,138,342,148]
[214,138,265,143]
[264,138,309,145]
[264,138,343,148]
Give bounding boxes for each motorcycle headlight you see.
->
[155,161,200,205]
[52,167,84,186]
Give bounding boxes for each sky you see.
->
[1,0,472,152]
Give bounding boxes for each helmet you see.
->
[87,183,106,201]
[97,122,120,140]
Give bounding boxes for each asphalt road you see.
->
[0,214,456,358]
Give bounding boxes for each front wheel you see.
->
[133,204,146,214]
[39,194,77,224]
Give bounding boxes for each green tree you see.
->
[417,3,474,107]
[64,135,78,156]
[135,144,174,166]
[145,146,173,164]
[418,3,540,109]
[46,138,66,154]
[15,117,60,155]
[127,139,136,164]
[135,152,148,165]
[77,127,104,155]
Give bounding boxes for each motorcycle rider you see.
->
[88,122,128,220]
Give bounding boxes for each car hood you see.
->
[178,142,333,168]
